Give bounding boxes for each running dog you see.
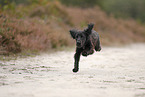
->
[70,23,101,72]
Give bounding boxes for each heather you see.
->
[0,1,145,54]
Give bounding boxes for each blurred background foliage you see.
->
[1,0,145,23]
[0,0,145,54]
[60,0,145,23]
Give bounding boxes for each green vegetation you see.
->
[1,0,145,23]
[59,0,102,8]
[100,0,145,23]
[59,0,145,23]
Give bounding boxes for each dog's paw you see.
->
[82,51,88,56]
[89,50,94,55]
[95,46,101,51]
[73,68,79,73]
[98,46,101,51]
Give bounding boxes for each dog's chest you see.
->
[83,42,93,51]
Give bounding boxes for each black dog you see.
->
[70,23,101,72]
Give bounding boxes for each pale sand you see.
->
[0,44,145,97]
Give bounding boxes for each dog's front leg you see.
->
[73,49,81,72]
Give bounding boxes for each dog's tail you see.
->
[84,23,94,35]
[88,23,94,30]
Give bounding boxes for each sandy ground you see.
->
[0,44,145,97]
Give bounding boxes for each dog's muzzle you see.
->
[77,41,82,48]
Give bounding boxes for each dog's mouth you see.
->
[77,43,82,48]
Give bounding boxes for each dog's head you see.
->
[70,23,94,48]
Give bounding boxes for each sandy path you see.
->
[0,44,145,97]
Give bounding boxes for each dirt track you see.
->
[0,44,145,97]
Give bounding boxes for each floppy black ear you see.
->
[84,23,94,35]
[70,29,77,39]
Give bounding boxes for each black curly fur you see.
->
[70,23,101,72]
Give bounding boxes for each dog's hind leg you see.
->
[95,38,101,51]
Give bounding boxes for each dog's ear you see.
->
[84,23,94,35]
[70,29,77,39]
